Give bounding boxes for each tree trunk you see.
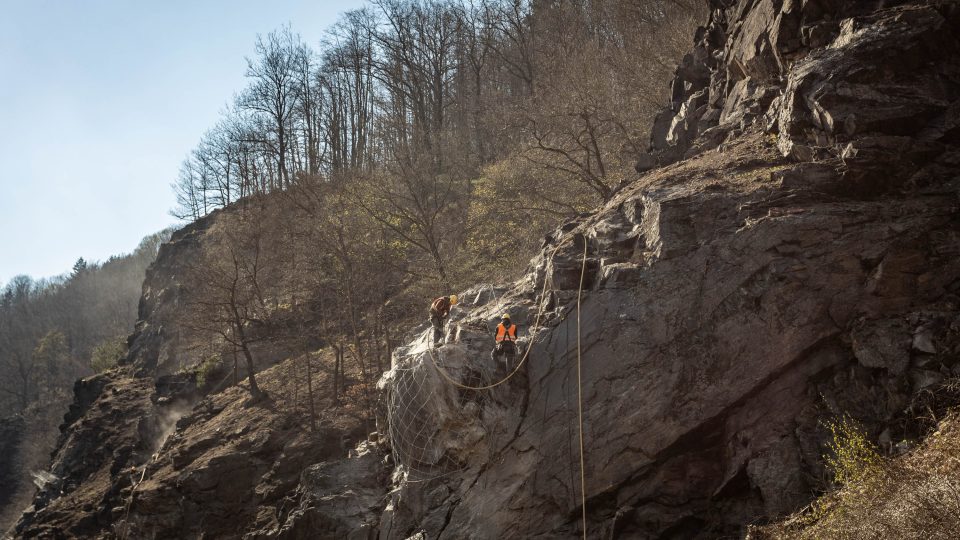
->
[240,341,262,398]
[233,317,263,399]
[385,325,394,369]
[332,343,341,406]
[373,319,383,374]
[306,353,316,431]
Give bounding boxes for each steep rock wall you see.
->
[379,1,960,538]
[380,132,959,538]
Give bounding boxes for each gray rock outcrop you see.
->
[379,127,960,537]
[375,2,960,537]
[644,1,960,175]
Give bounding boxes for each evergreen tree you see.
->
[71,257,88,278]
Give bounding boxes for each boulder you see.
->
[273,443,387,539]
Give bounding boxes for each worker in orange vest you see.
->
[429,294,458,346]
[491,313,518,368]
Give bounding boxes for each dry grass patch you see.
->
[751,413,960,539]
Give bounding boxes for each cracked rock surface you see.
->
[380,129,960,537]
[378,3,960,536]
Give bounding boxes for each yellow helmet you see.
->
[501,313,510,320]
[450,294,458,305]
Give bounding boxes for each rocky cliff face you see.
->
[10,1,960,539]
[377,1,960,537]
[8,213,219,538]
[10,210,375,539]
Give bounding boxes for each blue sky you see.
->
[0,0,369,287]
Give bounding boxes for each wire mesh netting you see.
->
[386,353,465,479]
[384,274,560,480]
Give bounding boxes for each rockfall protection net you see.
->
[386,353,464,480]
[385,239,573,472]
[386,313,542,483]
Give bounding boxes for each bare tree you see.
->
[487,0,535,94]
[181,205,283,401]
[165,0,705,306]
[238,27,310,190]
[321,9,378,175]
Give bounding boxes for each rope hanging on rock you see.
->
[393,233,592,536]
[575,236,588,540]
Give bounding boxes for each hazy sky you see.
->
[0,0,369,287]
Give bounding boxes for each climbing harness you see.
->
[495,322,517,342]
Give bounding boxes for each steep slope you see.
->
[376,1,960,537]
[0,231,167,531]
[112,356,379,539]
[9,215,218,538]
[10,1,960,539]
[11,211,383,539]
[379,131,959,537]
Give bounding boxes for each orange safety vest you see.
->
[496,322,517,342]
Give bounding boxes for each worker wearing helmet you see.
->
[429,294,458,346]
[491,313,518,368]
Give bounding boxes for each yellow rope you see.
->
[575,238,588,540]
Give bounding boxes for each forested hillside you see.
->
[5,2,704,535]
[171,0,704,284]
[142,0,705,422]
[0,231,167,529]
